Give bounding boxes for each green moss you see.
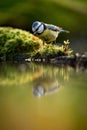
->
[0,27,43,60]
[34,40,73,59]
[0,27,73,61]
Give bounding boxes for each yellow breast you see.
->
[39,29,59,42]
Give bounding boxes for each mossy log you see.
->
[0,27,87,70]
[0,27,73,61]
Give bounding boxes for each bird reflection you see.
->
[33,84,45,96]
[33,82,60,97]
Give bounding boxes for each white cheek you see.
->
[37,25,44,33]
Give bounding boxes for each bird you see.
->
[32,21,70,44]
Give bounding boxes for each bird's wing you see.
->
[46,23,62,31]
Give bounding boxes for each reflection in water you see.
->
[0,62,70,89]
[0,62,87,130]
[33,83,60,97]
[31,63,62,96]
[31,63,73,97]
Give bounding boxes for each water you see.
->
[0,62,87,130]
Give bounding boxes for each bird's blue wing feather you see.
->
[46,24,62,31]
[46,24,69,33]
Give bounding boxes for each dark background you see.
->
[0,0,87,52]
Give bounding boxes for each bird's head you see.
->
[32,21,45,35]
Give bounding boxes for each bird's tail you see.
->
[59,29,70,33]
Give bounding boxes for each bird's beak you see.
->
[33,32,36,35]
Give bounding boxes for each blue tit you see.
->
[32,21,70,44]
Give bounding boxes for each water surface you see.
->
[0,62,87,130]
